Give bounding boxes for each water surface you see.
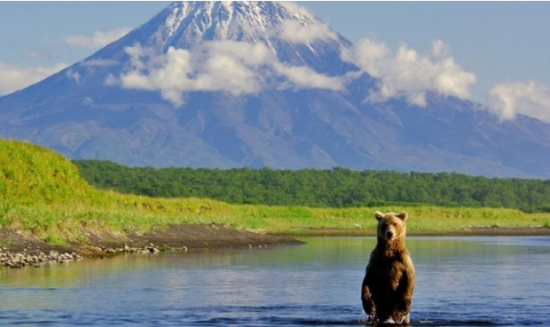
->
[1,236,549,326]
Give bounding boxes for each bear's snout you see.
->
[382,223,397,240]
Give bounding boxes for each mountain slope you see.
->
[1,1,550,178]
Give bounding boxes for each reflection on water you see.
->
[1,237,549,326]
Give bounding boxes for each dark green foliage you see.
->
[74,160,550,212]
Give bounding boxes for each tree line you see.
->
[73,160,550,212]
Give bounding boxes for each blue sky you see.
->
[1,1,550,122]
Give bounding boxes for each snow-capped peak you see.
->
[104,1,352,108]
[144,1,339,49]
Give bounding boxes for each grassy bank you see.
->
[1,140,549,246]
[2,200,547,240]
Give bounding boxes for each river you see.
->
[1,236,549,326]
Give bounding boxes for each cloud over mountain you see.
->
[489,81,550,123]
[0,27,129,96]
[0,61,67,96]
[118,41,345,107]
[279,20,337,44]
[341,39,477,106]
[1,1,548,124]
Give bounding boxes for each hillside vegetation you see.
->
[0,141,100,205]
[0,140,549,246]
[74,161,550,212]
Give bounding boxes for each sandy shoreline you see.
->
[2,224,549,268]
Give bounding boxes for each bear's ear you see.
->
[375,211,385,221]
[396,211,408,221]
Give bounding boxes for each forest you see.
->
[74,160,550,212]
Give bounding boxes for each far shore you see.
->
[288,226,550,237]
[2,224,550,268]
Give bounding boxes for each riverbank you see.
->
[3,140,550,269]
[2,224,550,268]
[0,224,301,268]
[292,226,550,237]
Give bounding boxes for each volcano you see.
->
[1,1,550,178]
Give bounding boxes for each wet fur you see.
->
[361,211,415,325]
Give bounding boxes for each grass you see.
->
[1,198,547,242]
[1,139,549,244]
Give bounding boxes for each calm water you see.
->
[1,236,549,326]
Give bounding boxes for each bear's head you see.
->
[375,211,408,242]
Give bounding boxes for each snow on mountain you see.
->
[1,1,550,178]
[155,1,332,46]
[83,1,354,107]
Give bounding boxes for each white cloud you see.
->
[66,69,81,84]
[119,43,266,107]
[431,39,450,58]
[63,28,131,49]
[104,74,119,86]
[83,97,94,107]
[279,20,337,44]
[117,41,345,107]
[340,38,388,78]
[0,28,125,96]
[488,81,550,123]
[0,61,68,96]
[273,63,345,91]
[341,38,477,106]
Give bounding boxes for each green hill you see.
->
[0,139,225,241]
[0,140,100,205]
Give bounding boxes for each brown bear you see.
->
[361,211,415,325]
